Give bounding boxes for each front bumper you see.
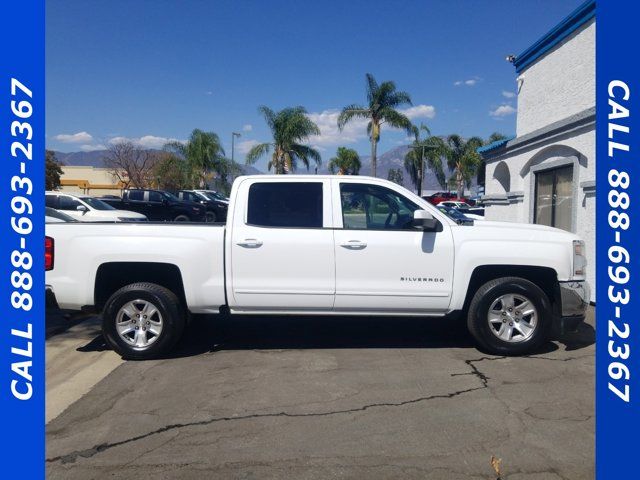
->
[556,281,590,333]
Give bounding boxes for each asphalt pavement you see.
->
[46,308,595,479]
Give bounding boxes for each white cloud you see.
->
[502,90,516,98]
[109,135,182,149]
[454,77,481,87]
[489,104,517,117]
[242,124,253,132]
[304,105,435,147]
[80,143,106,152]
[53,131,93,144]
[399,104,436,120]
[205,91,213,95]
[306,109,368,147]
[236,139,260,155]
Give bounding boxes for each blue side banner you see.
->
[596,0,640,478]
[0,0,45,477]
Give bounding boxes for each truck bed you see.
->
[45,222,226,312]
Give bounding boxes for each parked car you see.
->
[100,189,206,222]
[46,175,589,359]
[176,190,228,222]
[45,192,148,222]
[424,192,470,205]
[439,201,470,210]
[45,207,78,223]
[195,189,229,203]
[437,205,483,223]
[439,201,484,220]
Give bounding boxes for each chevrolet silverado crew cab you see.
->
[45,176,589,359]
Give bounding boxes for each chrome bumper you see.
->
[559,281,590,318]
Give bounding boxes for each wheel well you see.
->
[462,265,560,313]
[94,262,186,311]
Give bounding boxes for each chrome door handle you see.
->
[237,238,263,248]
[340,240,367,249]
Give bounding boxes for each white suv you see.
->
[45,192,147,222]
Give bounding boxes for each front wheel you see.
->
[467,277,552,355]
[102,283,186,360]
[174,214,190,222]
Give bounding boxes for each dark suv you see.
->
[101,189,206,222]
[176,190,228,222]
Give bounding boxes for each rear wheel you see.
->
[205,210,217,223]
[174,214,190,222]
[467,277,551,355]
[102,283,186,360]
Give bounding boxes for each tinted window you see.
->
[340,183,419,230]
[247,182,323,228]
[148,191,163,202]
[58,196,83,211]
[45,195,58,208]
[128,190,144,201]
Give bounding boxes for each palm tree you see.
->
[245,106,321,174]
[165,129,228,188]
[403,124,446,196]
[442,134,484,198]
[338,73,414,177]
[328,147,361,175]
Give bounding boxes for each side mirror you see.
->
[76,205,88,214]
[413,209,440,231]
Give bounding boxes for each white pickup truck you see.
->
[45,175,589,359]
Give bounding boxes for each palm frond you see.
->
[245,142,271,165]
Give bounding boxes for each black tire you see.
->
[102,283,186,360]
[174,214,190,222]
[467,276,552,355]
[205,210,217,223]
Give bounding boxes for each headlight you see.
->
[573,240,586,276]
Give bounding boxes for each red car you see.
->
[423,192,473,206]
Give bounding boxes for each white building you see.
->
[479,0,595,299]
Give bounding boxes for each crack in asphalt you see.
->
[46,353,591,466]
[48,358,496,465]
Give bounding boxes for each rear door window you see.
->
[128,190,144,201]
[247,182,323,228]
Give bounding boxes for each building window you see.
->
[534,165,573,231]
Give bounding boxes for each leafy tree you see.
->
[442,134,484,198]
[46,150,63,190]
[165,129,228,188]
[246,106,321,174]
[152,152,190,191]
[403,124,446,196]
[338,73,414,177]
[328,147,361,175]
[387,168,404,186]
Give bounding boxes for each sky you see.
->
[46,0,585,172]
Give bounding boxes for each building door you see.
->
[534,165,573,231]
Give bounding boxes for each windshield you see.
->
[162,191,180,201]
[437,206,471,222]
[80,197,115,210]
[45,207,78,222]
[202,190,228,201]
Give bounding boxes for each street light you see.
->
[408,143,438,197]
[231,132,241,163]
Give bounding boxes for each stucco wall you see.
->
[516,20,595,137]
[60,166,123,196]
[484,126,595,299]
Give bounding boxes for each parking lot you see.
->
[46,309,595,480]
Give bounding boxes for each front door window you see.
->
[534,165,573,231]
